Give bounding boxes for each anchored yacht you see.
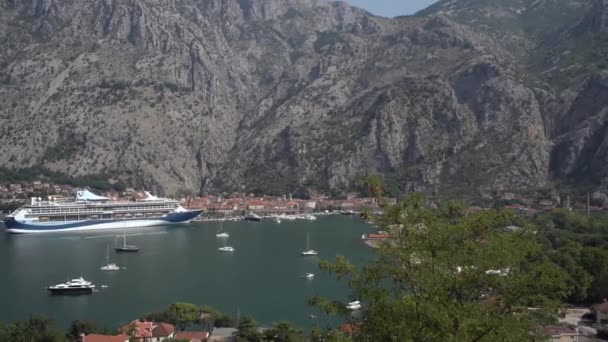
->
[48,277,95,295]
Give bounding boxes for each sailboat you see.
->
[216,222,229,238]
[114,232,139,252]
[301,233,318,256]
[101,245,120,271]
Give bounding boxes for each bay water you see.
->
[0,215,373,331]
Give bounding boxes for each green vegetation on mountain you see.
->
[0,166,126,192]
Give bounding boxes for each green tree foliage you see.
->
[312,192,568,341]
[311,327,353,342]
[580,247,608,303]
[0,166,126,192]
[0,200,24,212]
[0,315,67,342]
[145,303,201,331]
[236,316,263,342]
[262,321,304,342]
[144,303,232,332]
[213,314,235,328]
[533,209,608,304]
[66,320,106,340]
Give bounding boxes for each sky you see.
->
[343,0,439,17]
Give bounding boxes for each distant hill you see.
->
[0,0,606,198]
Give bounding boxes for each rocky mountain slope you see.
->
[0,0,606,197]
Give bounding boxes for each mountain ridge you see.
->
[0,0,606,197]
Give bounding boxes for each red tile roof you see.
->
[83,334,129,342]
[152,322,175,337]
[124,320,175,338]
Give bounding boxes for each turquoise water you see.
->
[0,216,373,331]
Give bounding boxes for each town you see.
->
[1,180,607,217]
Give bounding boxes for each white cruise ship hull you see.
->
[3,210,203,234]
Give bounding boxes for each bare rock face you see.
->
[0,0,606,196]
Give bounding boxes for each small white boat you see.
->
[346,301,361,310]
[274,217,281,224]
[216,222,229,238]
[301,233,318,256]
[100,245,120,271]
[101,263,120,271]
[305,273,315,279]
[218,246,235,252]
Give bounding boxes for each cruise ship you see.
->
[3,190,203,234]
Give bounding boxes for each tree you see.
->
[262,321,304,342]
[547,242,593,304]
[66,320,105,340]
[145,303,201,331]
[236,316,262,342]
[213,314,235,328]
[310,327,353,342]
[144,303,232,332]
[581,247,608,303]
[312,193,569,341]
[0,315,67,342]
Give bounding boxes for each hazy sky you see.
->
[343,0,438,17]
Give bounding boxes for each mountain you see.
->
[0,0,606,198]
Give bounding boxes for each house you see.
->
[207,327,237,341]
[247,200,265,211]
[121,320,175,341]
[82,334,129,342]
[303,201,317,210]
[540,326,580,342]
[174,331,209,342]
[285,201,299,210]
[340,201,356,209]
[591,301,608,326]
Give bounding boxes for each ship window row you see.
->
[26,209,173,218]
[29,205,176,214]
[38,212,169,222]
